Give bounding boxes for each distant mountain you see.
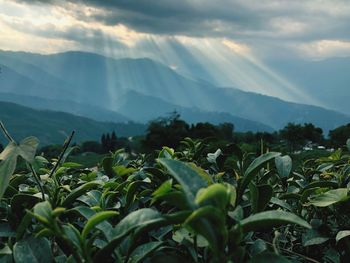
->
[0,92,129,123]
[0,91,273,132]
[0,101,146,145]
[267,57,350,114]
[1,50,349,133]
[114,90,273,132]
[186,86,350,133]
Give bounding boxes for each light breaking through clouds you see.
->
[0,0,349,105]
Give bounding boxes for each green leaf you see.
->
[128,241,163,263]
[77,190,101,207]
[13,237,53,263]
[238,152,280,199]
[302,229,329,246]
[0,137,39,164]
[195,183,233,210]
[249,182,259,213]
[0,155,17,200]
[0,142,17,160]
[250,252,292,263]
[33,201,52,225]
[61,162,82,168]
[113,165,137,177]
[187,163,213,185]
[94,208,164,261]
[152,179,173,199]
[17,137,39,164]
[307,188,349,207]
[72,206,114,241]
[153,191,189,210]
[172,228,208,247]
[336,230,350,243]
[102,157,114,177]
[347,138,350,152]
[125,181,145,208]
[158,147,174,159]
[303,181,338,191]
[184,205,227,253]
[0,137,39,199]
[16,213,34,240]
[112,208,163,238]
[249,183,273,213]
[275,155,292,178]
[238,210,311,233]
[81,211,118,239]
[158,158,207,208]
[270,197,293,212]
[62,224,82,251]
[61,181,101,207]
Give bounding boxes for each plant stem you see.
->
[0,121,15,143]
[29,164,46,201]
[49,131,75,178]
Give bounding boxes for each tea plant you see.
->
[1,123,350,262]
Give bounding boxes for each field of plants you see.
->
[1,122,350,263]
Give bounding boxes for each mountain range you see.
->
[0,101,145,146]
[0,50,349,144]
[267,57,350,114]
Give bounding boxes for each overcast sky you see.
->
[1,0,349,104]
[1,0,350,59]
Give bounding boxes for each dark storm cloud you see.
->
[13,0,350,42]
[12,0,271,37]
[9,0,350,60]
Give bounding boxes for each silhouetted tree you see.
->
[329,123,350,148]
[280,123,305,152]
[303,123,324,144]
[101,134,110,152]
[81,141,102,153]
[111,131,117,150]
[144,112,190,151]
[218,123,234,141]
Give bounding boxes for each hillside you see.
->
[1,50,349,132]
[0,101,146,145]
[267,57,350,114]
[114,90,273,132]
[0,92,130,123]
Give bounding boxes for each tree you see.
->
[144,113,190,151]
[280,123,305,152]
[81,141,102,153]
[190,123,217,139]
[218,123,234,141]
[329,123,350,148]
[303,123,323,144]
[101,134,106,151]
[111,131,117,150]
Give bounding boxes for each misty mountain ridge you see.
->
[1,50,349,135]
[0,101,145,145]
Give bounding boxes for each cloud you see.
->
[297,40,350,59]
[2,0,350,60]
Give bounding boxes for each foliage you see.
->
[1,123,350,262]
[143,112,234,152]
[329,123,350,148]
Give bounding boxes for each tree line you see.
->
[19,113,350,158]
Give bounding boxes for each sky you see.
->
[1,0,350,104]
